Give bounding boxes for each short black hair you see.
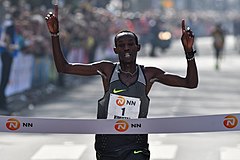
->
[114,30,139,47]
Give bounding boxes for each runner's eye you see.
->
[118,44,125,48]
[127,43,134,47]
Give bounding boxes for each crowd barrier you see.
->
[0,52,58,96]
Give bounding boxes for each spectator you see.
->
[0,13,19,111]
[211,23,225,70]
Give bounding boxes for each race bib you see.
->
[107,94,141,119]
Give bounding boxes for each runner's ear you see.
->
[137,44,141,52]
[113,47,118,54]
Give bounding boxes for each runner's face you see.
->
[114,33,140,63]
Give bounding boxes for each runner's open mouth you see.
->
[125,53,131,58]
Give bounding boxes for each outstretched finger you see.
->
[54,0,58,19]
[182,19,186,33]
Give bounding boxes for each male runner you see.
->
[45,10,198,160]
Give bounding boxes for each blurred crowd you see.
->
[0,0,240,102]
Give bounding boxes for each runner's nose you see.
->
[124,45,130,51]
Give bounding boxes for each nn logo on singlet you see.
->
[223,115,238,129]
[116,96,126,106]
[116,96,137,107]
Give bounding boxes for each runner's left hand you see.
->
[181,19,194,53]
